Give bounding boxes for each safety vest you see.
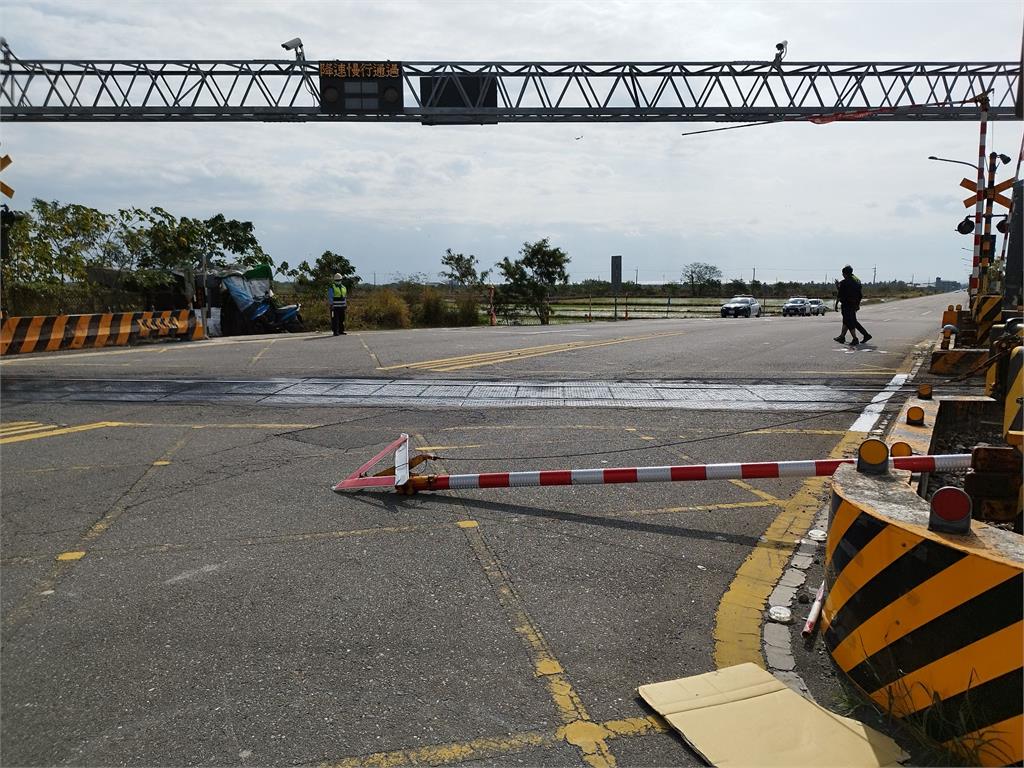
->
[330,283,347,307]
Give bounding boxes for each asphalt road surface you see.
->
[0,292,960,766]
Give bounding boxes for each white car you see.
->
[782,297,812,317]
[720,296,762,318]
[807,299,828,315]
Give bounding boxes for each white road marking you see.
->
[163,564,221,585]
[849,373,909,433]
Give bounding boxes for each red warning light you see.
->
[929,486,972,533]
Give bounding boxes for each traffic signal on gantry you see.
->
[318,61,404,115]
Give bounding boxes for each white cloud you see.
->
[2,0,1021,282]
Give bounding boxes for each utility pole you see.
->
[872,265,877,284]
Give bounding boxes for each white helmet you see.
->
[333,273,343,281]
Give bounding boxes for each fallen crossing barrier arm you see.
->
[332,436,972,494]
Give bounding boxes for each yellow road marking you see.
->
[321,716,666,768]
[1,421,319,442]
[441,424,625,432]
[378,331,687,373]
[322,729,559,768]
[0,421,129,444]
[728,479,784,504]
[1,525,434,566]
[646,437,787,507]
[3,435,191,632]
[249,339,275,365]
[4,464,153,475]
[131,422,319,429]
[751,428,847,436]
[713,430,862,668]
[359,336,382,368]
[0,346,168,364]
[418,433,617,768]
[618,500,777,518]
[415,444,486,451]
[0,333,319,365]
[437,332,687,372]
[56,551,86,561]
[790,369,899,375]
[0,422,58,436]
[0,499,772,567]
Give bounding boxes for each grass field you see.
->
[545,296,830,320]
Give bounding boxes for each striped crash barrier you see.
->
[333,434,972,493]
[0,310,203,356]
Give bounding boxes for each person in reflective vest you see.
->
[328,273,348,336]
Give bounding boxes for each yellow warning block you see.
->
[638,663,908,767]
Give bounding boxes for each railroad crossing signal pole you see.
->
[981,151,998,292]
[970,95,989,303]
[0,153,12,199]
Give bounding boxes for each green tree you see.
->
[2,206,46,286]
[291,250,361,291]
[27,199,113,283]
[142,208,270,274]
[681,262,723,297]
[441,248,489,286]
[725,278,748,296]
[495,238,570,325]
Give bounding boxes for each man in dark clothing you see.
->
[328,273,347,336]
[833,265,872,346]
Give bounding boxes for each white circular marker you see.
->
[768,606,792,623]
[807,529,827,542]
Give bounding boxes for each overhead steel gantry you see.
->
[1,53,1020,123]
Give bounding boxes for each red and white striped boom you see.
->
[331,435,971,493]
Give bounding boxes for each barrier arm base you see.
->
[332,434,438,493]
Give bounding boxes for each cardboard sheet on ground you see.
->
[638,663,908,767]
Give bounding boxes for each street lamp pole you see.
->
[927,156,979,170]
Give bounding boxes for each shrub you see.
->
[349,288,411,329]
[454,294,481,326]
[418,286,447,327]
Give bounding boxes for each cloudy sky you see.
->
[2,0,1022,285]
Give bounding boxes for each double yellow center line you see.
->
[378,330,687,373]
[0,420,127,444]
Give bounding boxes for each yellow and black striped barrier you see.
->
[1005,346,1022,447]
[824,466,1022,766]
[0,310,203,356]
[973,294,1003,347]
[929,347,989,376]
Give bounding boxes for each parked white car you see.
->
[807,299,828,315]
[782,297,812,316]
